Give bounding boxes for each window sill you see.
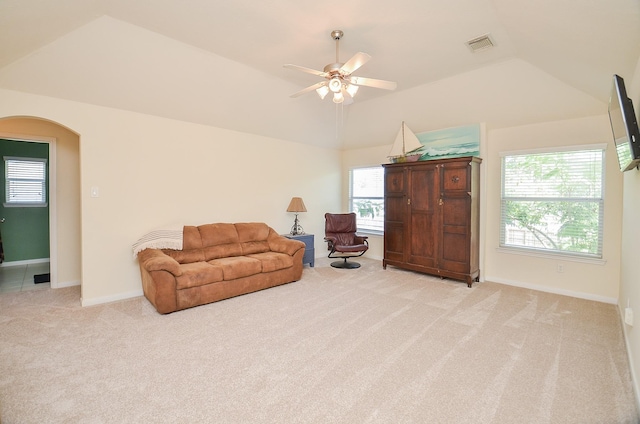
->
[496,247,606,265]
[357,229,383,237]
[3,202,48,208]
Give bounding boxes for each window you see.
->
[349,166,384,233]
[4,156,47,206]
[500,146,604,258]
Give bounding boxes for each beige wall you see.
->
[618,60,640,406]
[0,88,341,305]
[621,160,640,406]
[0,116,81,287]
[484,115,623,303]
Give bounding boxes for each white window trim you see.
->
[4,155,48,207]
[495,247,607,265]
[499,143,608,157]
[499,144,605,260]
[349,166,385,235]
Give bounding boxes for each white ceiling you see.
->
[0,0,639,150]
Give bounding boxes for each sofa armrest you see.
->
[137,249,183,276]
[268,234,306,256]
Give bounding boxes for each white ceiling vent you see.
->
[466,34,494,52]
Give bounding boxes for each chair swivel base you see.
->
[330,258,361,269]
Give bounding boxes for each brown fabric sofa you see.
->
[137,222,306,314]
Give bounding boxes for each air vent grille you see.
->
[467,34,494,52]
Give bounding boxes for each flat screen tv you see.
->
[609,74,640,172]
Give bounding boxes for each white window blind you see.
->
[500,147,604,258]
[5,157,47,206]
[349,166,385,233]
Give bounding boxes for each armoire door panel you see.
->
[384,222,405,262]
[408,212,437,267]
[409,167,437,211]
[441,231,469,269]
[385,168,405,194]
[442,197,469,226]
[441,163,470,193]
[385,195,406,222]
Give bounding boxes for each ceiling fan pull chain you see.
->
[335,102,345,140]
[335,103,340,139]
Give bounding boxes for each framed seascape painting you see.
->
[416,124,480,161]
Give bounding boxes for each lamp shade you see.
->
[286,197,307,213]
[316,85,330,100]
[329,77,342,93]
[346,84,359,97]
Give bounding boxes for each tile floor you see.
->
[0,262,50,293]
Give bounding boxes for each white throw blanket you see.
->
[132,225,184,259]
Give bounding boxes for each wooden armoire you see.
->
[382,156,481,287]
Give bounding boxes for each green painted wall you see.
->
[0,139,49,262]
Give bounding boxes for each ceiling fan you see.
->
[284,30,397,104]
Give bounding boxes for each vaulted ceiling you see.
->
[1,0,639,150]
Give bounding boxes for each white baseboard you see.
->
[54,280,80,289]
[1,258,50,267]
[81,289,144,307]
[484,275,618,305]
[619,308,640,415]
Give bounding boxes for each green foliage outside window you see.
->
[501,148,603,257]
[353,200,382,219]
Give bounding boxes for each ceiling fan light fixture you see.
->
[329,77,342,93]
[316,85,329,99]
[284,29,396,104]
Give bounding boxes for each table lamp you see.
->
[286,197,307,235]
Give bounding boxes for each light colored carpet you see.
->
[0,257,638,423]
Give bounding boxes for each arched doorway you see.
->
[0,116,81,293]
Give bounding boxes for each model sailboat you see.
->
[388,121,424,163]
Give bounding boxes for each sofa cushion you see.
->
[175,262,224,290]
[164,248,205,264]
[247,252,294,272]
[199,223,240,246]
[182,226,204,250]
[237,223,271,255]
[177,223,276,262]
[241,240,270,255]
[209,256,262,280]
[204,243,243,261]
[236,222,270,242]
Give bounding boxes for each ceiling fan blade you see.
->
[283,64,327,78]
[348,76,397,91]
[340,52,371,75]
[290,81,326,98]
